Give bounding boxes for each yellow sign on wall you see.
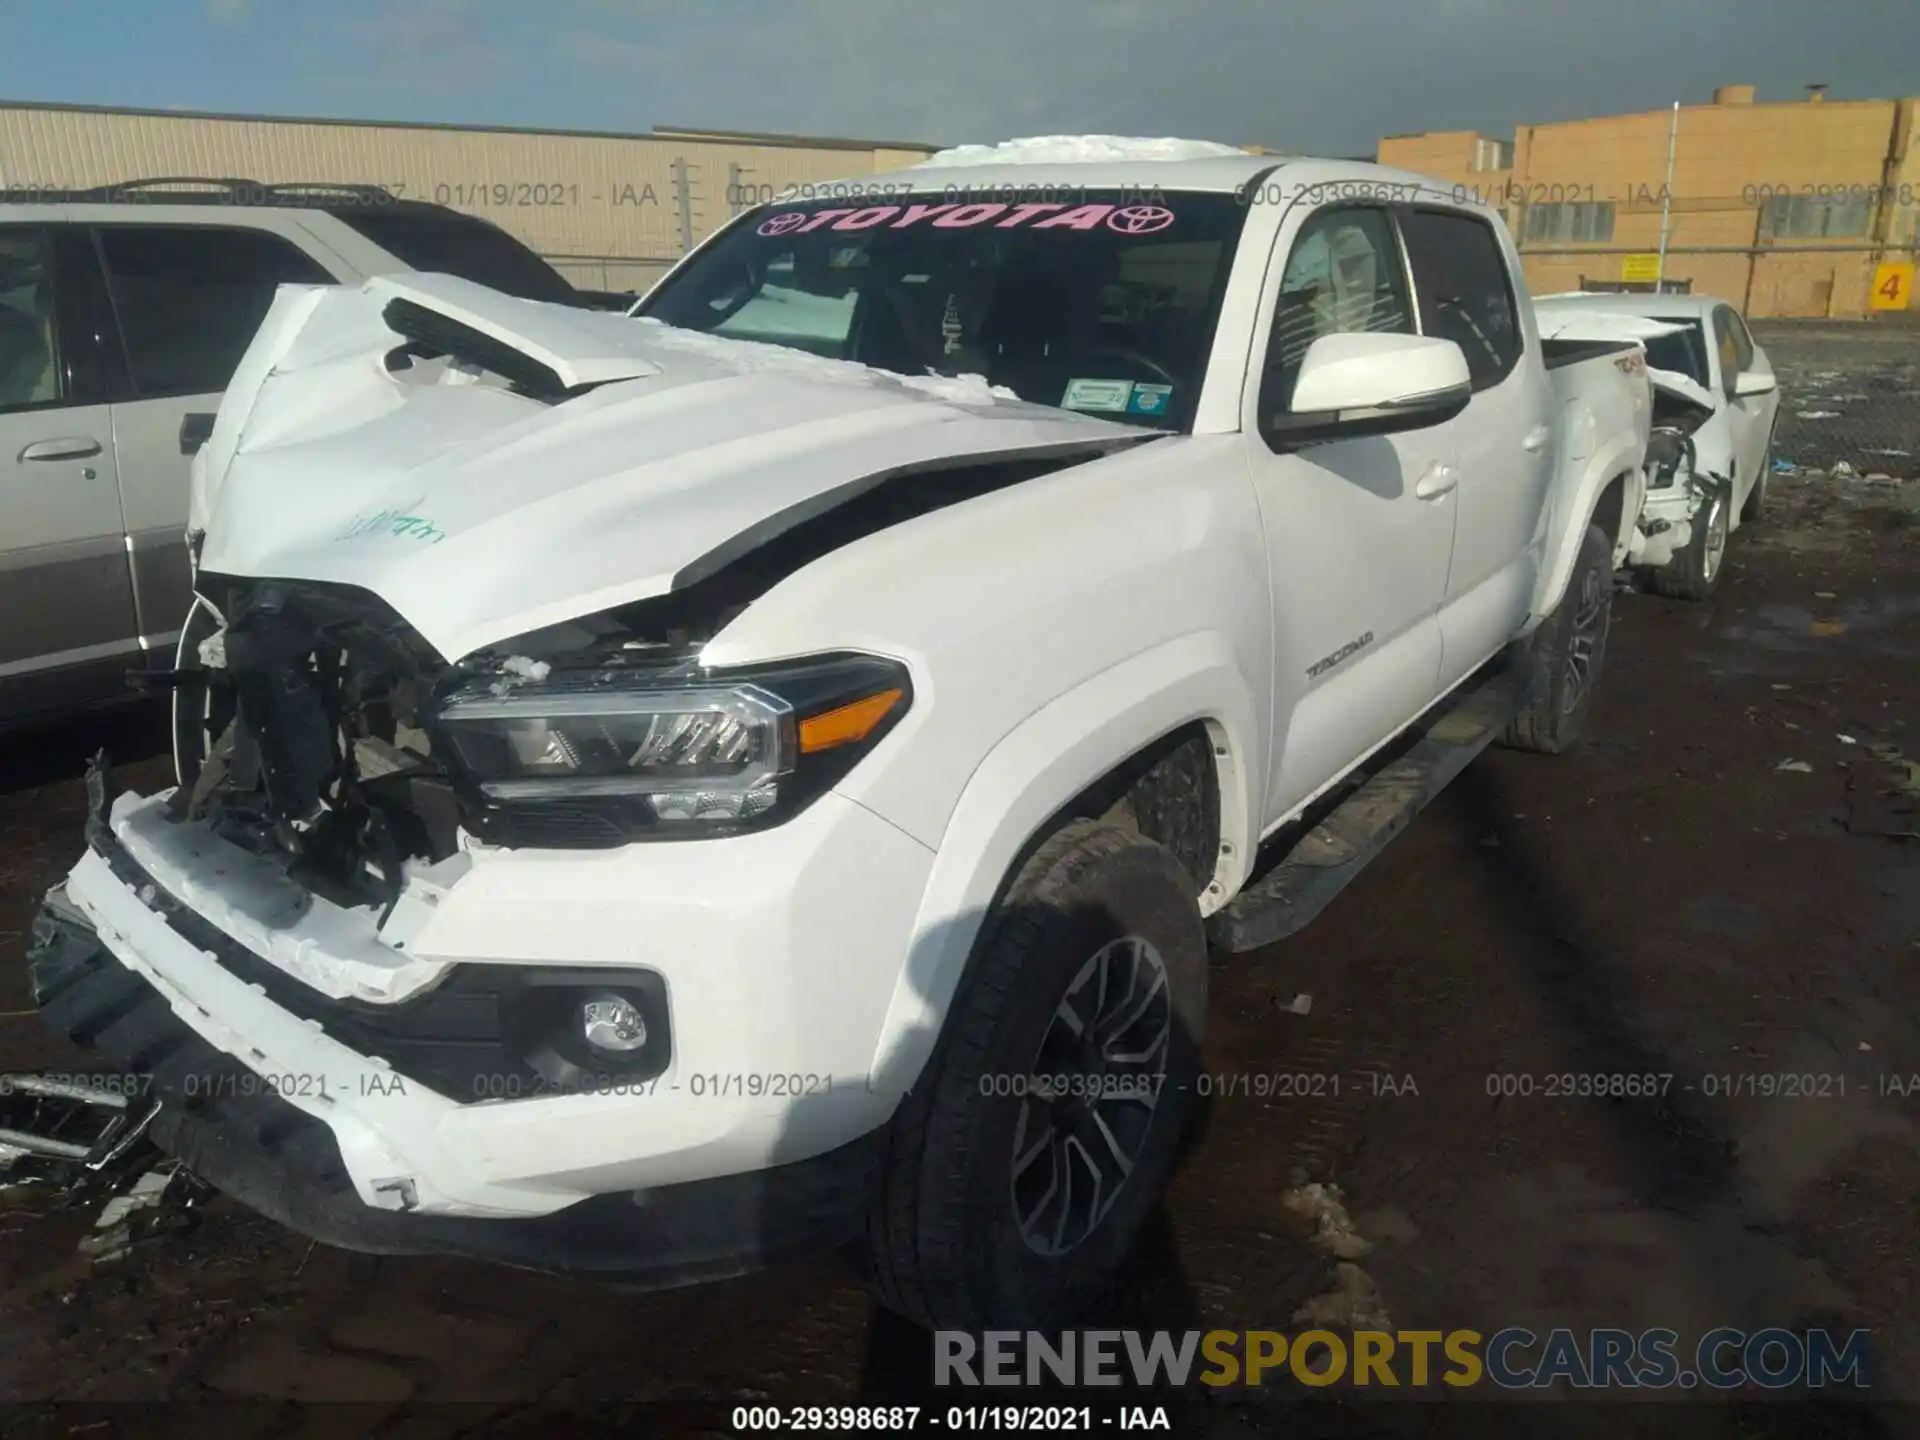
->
[1620,254,1663,284]
[1871,261,1915,311]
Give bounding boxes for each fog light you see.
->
[581,994,648,1053]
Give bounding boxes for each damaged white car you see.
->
[1535,293,1781,600]
[31,149,1652,1328]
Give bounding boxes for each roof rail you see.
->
[70,177,407,206]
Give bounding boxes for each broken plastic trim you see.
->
[381,298,596,404]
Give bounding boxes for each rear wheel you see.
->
[1650,481,1730,601]
[863,819,1206,1329]
[1499,522,1613,755]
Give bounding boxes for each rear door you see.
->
[0,218,138,720]
[91,220,335,649]
[1397,206,1555,689]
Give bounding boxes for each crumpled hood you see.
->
[194,272,1143,660]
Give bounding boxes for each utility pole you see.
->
[1654,101,1679,293]
[671,156,695,254]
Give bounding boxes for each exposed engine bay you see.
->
[163,442,1116,915]
[1630,380,1727,569]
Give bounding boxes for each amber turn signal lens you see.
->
[798,688,905,754]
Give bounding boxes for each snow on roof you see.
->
[911,135,1251,168]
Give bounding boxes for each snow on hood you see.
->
[194,273,1140,661]
[913,135,1251,167]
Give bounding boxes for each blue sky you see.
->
[0,0,1908,153]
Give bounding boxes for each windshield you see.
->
[1640,320,1710,387]
[637,190,1249,430]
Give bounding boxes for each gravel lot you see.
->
[1755,317,1920,479]
[1,369,1917,1435]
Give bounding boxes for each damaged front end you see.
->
[160,557,920,920]
[169,577,464,919]
[1631,380,1725,570]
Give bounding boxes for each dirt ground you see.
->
[1,464,1917,1435]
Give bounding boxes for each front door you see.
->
[1241,202,1458,830]
[1713,305,1777,515]
[0,221,136,721]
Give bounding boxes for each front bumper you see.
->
[45,765,935,1230]
[28,899,879,1282]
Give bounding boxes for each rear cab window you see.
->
[1395,207,1523,390]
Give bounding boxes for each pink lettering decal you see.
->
[797,208,856,232]
[833,205,902,230]
[892,203,958,227]
[932,202,1010,228]
[996,202,1069,227]
[1031,203,1117,231]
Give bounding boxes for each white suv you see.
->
[0,180,587,727]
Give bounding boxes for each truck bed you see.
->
[1541,336,1640,370]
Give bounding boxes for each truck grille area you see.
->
[29,899,861,1280]
[76,808,670,1105]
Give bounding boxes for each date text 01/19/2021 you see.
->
[730,1404,1172,1431]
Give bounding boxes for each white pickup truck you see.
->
[28,147,1651,1329]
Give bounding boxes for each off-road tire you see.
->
[862,819,1207,1330]
[1499,522,1613,755]
[1650,480,1731,601]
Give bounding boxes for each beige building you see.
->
[1380,85,1920,318]
[0,100,940,293]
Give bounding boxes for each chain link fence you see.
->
[1754,317,1920,481]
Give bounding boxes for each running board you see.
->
[1207,660,1529,953]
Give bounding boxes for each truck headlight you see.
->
[432,653,910,838]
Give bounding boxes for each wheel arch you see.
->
[863,634,1258,1099]
[1531,460,1641,625]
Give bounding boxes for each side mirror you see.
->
[1269,333,1473,440]
[1733,369,1776,397]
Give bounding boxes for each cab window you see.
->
[1260,205,1414,415]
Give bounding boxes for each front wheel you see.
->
[1650,481,1730,601]
[171,595,229,794]
[1499,522,1613,756]
[863,819,1207,1329]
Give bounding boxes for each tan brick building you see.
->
[0,101,940,294]
[1380,85,1920,318]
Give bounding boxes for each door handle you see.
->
[1522,425,1551,454]
[179,412,216,456]
[19,437,103,463]
[1414,462,1459,501]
